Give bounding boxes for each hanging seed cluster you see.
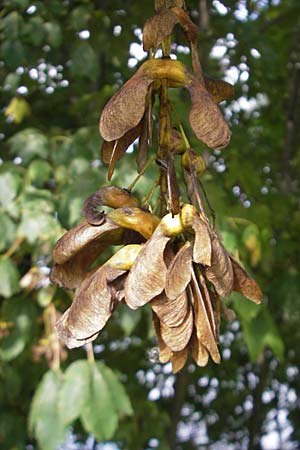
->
[51,2,262,373]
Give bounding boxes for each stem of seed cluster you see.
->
[45,303,61,371]
[86,342,95,364]
[126,155,156,192]
[143,176,160,209]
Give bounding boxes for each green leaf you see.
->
[0,257,20,298]
[0,297,36,361]
[0,413,26,450]
[118,305,142,336]
[0,212,16,252]
[59,360,90,424]
[29,370,67,450]
[2,12,22,39]
[0,170,22,210]
[9,128,50,164]
[3,72,21,91]
[241,306,284,361]
[99,362,133,417]
[229,292,261,322]
[80,362,132,441]
[28,160,52,187]
[44,21,62,47]
[1,39,25,70]
[80,362,118,441]
[71,42,99,80]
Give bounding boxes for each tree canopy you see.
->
[0,1,300,449]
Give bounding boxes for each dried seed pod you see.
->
[151,290,188,327]
[108,207,160,239]
[190,271,220,363]
[152,312,173,363]
[181,204,211,266]
[159,212,185,236]
[50,219,124,289]
[143,8,178,51]
[101,124,142,165]
[221,302,237,323]
[143,6,197,52]
[56,266,126,348]
[187,79,231,149]
[53,219,122,265]
[181,149,206,178]
[125,227,171,309]
[105,123,143,180]
[205,235,234,298]
[50,245,104,290]
[160,305,193,352]
[230,256,263,304]
[171,347,188,373]
[140,59,191,86]
[82,186,139,226]
[106,244,142,270]
[204,77,235,104]
[190,330,209,367]
[100,74,152,142]
[165,241,192,300]
[169,128,185,154]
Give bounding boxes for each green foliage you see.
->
[29,370,68,450]
[0,0,299,449]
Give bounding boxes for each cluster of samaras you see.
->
[51,3,262,373]
[51,187,262,373]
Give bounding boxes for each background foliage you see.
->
[0,0,300,449]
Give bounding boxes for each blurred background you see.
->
[0,0,300,449]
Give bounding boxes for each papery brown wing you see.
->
[205,235,234,298]
[56,266,126,349]
[125,228,171,309]
[190,330,209,367]
[221,302,236,323]
[204,77,235,104]
[171,347,188,373]
[187,79,231,149]
[101,123,142,167]
[82,186,139,226]
[143,8,178,51]
[160,305,193,352]
[198,272,217,340]
[230,256,263,304]
[165,241,192,300]
[210,289,221,341]
[190,272,220,363]
[152,312,172,363]
[53,219,122,265]
[192,214,212,266]
[155,0,185,11]
[151,290,188,327]
[50,244,104,289]
[99,75,152,142]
